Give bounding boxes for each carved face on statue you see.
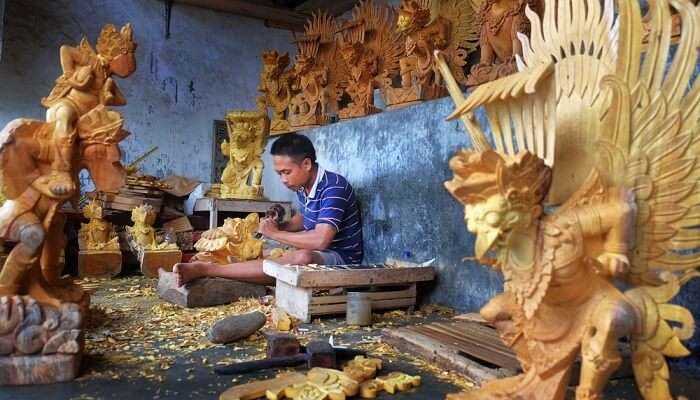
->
[397,0,431,33]
[340,42,364,66]
[445,150,551,265]
[261,50,290,79]
[97,23,137,78]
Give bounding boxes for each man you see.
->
[173,133,363,286]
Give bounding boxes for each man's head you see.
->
[271,133,317,191]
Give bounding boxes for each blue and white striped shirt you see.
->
[296,167,363,264]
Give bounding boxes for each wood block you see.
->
[157,270,266,308]
[219,372,305,400]
[0,354,81,385]
[78,250,122,278]
[139,250,182,278]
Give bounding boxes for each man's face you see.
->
[273,155,313,191]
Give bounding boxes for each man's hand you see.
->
[257,217,280,239]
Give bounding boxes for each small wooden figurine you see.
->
[257,50,297,134]
[335,0,403,120]
[288,12,346,129]
[127,204,181,278]
[439,1,700,399]
[267,367,359,400]
[381,0,480,109]
[0,22,136,384]
[78,200,122,277]
[466,0,541,86]
[192,213,263,264]
[220,110,270,199]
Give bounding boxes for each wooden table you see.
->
[193,198,292,229]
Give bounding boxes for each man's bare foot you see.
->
[172,262,210,287]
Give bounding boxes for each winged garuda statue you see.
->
[437,0,700,399]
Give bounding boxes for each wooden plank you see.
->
[263,260,435,287]
[382,327,513,385]
[309,297,415,315]
[454,313,488,324]
[309,285,416,305]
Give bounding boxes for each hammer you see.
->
[214,340,365,375]
[254,204,286,240]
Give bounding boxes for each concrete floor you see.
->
[1,276,698,400]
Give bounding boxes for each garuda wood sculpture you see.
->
[78,199,122,277]
[335,0,403,120]
[220,110,270,199]
[192,213,263,264]
[288,12,347,129]
[438,1,700,399]
[466,0,542,86]
[381,0,480,109]
[257,50,297,134]
[0,23,136,384]
[127,204,181,278]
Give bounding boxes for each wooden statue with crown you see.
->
[0,23,136,384]
[437,0,700,398]
[126,204,181,278]
[77,199,122,278]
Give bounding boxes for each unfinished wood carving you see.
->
[381,0,480,109]
[268,367,359,400]
[440,1,700,399]
[288,13,346,129]
[360,372,421,398]
[342,355,383,383]
[127,204,181,277]
[192,213,263,264]
[0,23,135,308]
[257,50,297,134]
[466,0,541,86]
[78,200,121,278]
[335,1,403,120]
[220,111,270,200]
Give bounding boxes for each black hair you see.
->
[270,133,317,165]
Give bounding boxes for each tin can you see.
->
[346,291,372,326]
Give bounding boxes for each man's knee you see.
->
[290,249,315,265]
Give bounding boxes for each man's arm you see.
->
[259,219,335,251]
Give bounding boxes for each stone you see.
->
[207,311,266,344]
[157,270,266,308]
[0,354,81,385]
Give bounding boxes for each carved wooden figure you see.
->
[257,50,297,134]
[0,22,136,384]
[335,1,403,120]
[127,204,181,278]
[192,213,263,264]
[439,1,700,399]
[220,111,270,199]
[78,200,122,277]
[288,12,346,129]
[466,0,540,86]
[267,367,359,400]
[381,0,480,109]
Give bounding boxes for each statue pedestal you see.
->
[382,83,446,110]
[138,249,182,278]
[0,297,84,385]
[78,250,122,278]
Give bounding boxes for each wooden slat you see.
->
[309,297,415,315]
[309,285,416,306]
[263,260,435,288]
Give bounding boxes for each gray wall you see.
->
[0,0,295,182]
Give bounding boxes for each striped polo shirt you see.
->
[296,166,363,264]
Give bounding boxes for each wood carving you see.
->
[78,199,121,278]
[127,204,181,278]
[78,200,119,251]
[192,214,263,264]
[0,23,135,308]
[381,0,480,109]
[268,367,359,400]
[257,50,297,134]
[288,12,346,129]
[335,1,403,120]
[360,372,421,398]
[466,0,541,86]
[220,111,269,200]
[439,1,700,399]
[342,355,383,383]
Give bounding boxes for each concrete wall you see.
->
[0,0,295,182]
